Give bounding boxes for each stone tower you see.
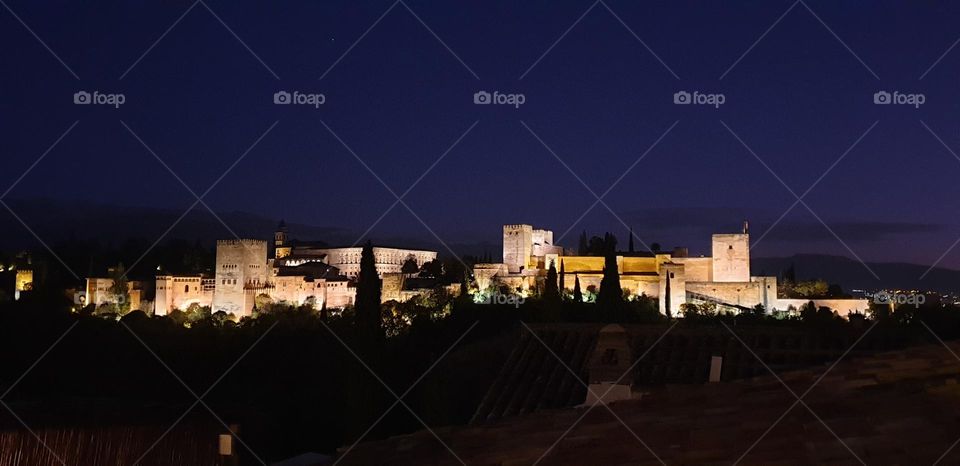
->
[711,233,750,282]
[212,239,269,317]
[503,224,534,273]
[274,220,291,259]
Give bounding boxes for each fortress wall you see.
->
[686,281,764,308]
[621,257,658,274]
[560,256,606,274]
[672,257,713,282]
[503,224,534,272]
[212,240,268,317]
[155,276,211,315]
[712,234,750,282]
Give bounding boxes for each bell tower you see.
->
[275,220,291,259]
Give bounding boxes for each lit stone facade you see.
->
[711,234,750,282]
[212,240,270,317]
[155,275,214,316]
[502,224,562,273]
[316,246,437,278]
[143,232,438,317]
[14,269,32,300]
[84,278,147,312]
[481,224,869,317]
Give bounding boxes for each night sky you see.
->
[3,1,960,270]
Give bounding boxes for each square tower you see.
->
[212,239,269,317]
[712,234,750,282]
[503,224,534,273]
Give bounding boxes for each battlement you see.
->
[217,239,267,246]
[503,224,533,231]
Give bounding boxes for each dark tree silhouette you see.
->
[355,241,383,342]
[628,228,635,253]
[586,233,618,256]
[578,231,588,256]
[459,269,469,298]
[558,259,565,294]
[401,257,420,274]
[596,249,624,319]
[419,259,444,278]
[543,261,560,302]
[573,275,583,303]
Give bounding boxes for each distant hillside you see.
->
[0,198,498,259]
[0,198,349,249]
[752,254,960,293]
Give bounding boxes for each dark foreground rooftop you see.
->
[338,340,960,465]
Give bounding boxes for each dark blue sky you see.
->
[3,1,960,271]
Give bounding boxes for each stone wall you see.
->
[503,224,534,273]
[381,273,404,302]
[658,263,686,317]
[14,270,32,300]
[212,239,268,317]
[474,263,508,291]
[686,280,764,308]
[316,246,437,278]
[673,257,712,282]
[323,280,354,308]
[154,275,213,316]
[85,278,149,313]
[711,234,749,282]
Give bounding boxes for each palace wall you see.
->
[155,275,213,316]
[318,247,437,278]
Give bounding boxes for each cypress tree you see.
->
[558,259,565,294]
[346,241,385,439]
[596,250,624,319]
[573,275,583,303]
[543,261,560,301]
[628,228,635,253]
[355,240,383,342]
[664,269,672,319]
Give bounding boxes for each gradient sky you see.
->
[3,1,960,272]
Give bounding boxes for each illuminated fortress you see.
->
[85,221,868,318]
[475,223,869,317]
[151,224,437,318]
